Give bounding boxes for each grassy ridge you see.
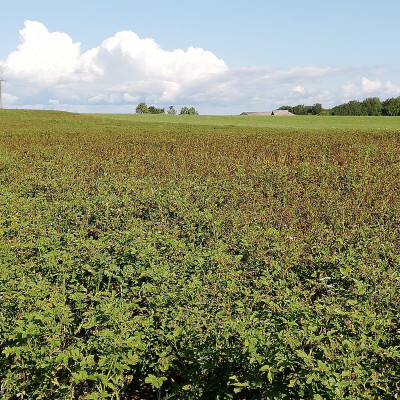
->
[1,110,400,399]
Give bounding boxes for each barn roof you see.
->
[240,111,272,116]
[240,110,295,116]
[271,110,295,116]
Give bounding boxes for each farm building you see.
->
[240,111,272,116]
[240,110,295,116]
[271,110,295,116]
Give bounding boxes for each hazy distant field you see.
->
[1,110,400,399]
[99,112,400,131]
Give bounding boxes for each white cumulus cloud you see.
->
[2,92,19,104]
[5,20,81,83]
[2,20,228,110]
[2,21,400,113]
[361,77,382,92]
[2,21,228,111]
[342,77,400,102]
[293,85,305,93]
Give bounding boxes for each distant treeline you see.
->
[279,96,400,116]
[135,103,199,115]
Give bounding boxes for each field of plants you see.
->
[1,110,400,399]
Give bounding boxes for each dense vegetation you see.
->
[135,103,198,115]
[1,110,400,399]
[279,96,400,116]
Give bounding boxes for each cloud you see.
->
[384,80,400,95]
[122,93,140,102]
[3,20,228,110]
[342,77,400,101]
[5,20,81,83]
[293,85,305,93]
[2,92,19,104]
[1,21,400,113]
[361,77,382,92]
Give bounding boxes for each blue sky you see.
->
[1,0,400,114]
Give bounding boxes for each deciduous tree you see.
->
[148,106,165,114]
[382,97,400,116]
[180,106,199,115]
[167,106,177,115]
[362,97,382,116]
[136,102,149,114]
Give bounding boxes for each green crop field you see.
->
[99,113,400,131]
[1,109,400,399]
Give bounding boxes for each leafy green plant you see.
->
[1,110,400,399]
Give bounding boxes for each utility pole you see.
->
[0,76,4,109]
